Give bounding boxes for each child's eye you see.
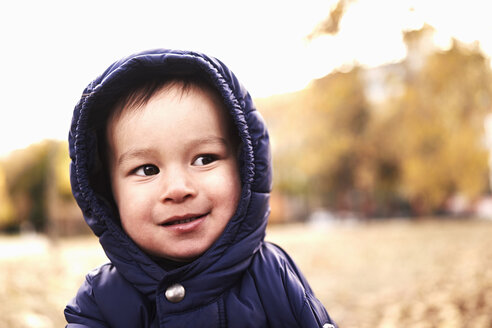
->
[134,164,160,176]
[192,154,218,166]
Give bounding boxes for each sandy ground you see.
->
[1,218,492,327]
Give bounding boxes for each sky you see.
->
[1,0,491,157]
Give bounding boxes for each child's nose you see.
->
[159,168,196,203]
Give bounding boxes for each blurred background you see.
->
[1,0,492,327]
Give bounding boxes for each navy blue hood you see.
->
[69,49,272,306]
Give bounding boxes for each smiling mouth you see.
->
[161,213,208,226]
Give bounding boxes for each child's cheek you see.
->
[118,182,154,221]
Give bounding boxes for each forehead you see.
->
[112,79,231,124]
[106,83,234,153]
[120,82,230,125]
[107,76,228,122]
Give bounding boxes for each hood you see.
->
[68,49,272,307]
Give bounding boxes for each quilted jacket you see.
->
[64,49,337,328]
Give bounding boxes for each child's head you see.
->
[100,76,242,262]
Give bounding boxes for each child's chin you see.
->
[161,249,204,263]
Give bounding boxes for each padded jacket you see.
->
[64,49,337,328]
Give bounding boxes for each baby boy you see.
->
[65,49,337,328]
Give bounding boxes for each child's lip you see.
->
[160,212,209,226]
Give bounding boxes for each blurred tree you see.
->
[306,0,349,39]
[260,23,492,219]
[1,140,76,232]
[0,164,16,230]
[4,141,53,231]
[257,91,311,196]
[259,67,371,215]
[53,141,72,200]
[302,67,370,210]
[387,36,492,214]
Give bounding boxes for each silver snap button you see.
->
[323,324,335,328]
[165,283,185,303]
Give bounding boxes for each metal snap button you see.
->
[323,324,335,328]
[165,283,185,303]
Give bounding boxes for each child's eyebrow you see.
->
[188,136,229,149]
[117,148,158,166]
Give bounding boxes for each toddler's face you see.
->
[107,85,241,262]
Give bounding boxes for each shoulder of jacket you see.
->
[84,262,135,296]
[85,262,116,284]
[254,242,299,274]
[248,241,304,290]
[252,242,336,327]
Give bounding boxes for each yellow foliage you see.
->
[259,30,492,215]
[0,139,77,231]
[0,165,16,228]
[53,141,72,199]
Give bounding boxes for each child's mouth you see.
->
[162,213,208,226]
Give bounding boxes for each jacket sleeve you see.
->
[258,242,338,328]
[64,272,110,328]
